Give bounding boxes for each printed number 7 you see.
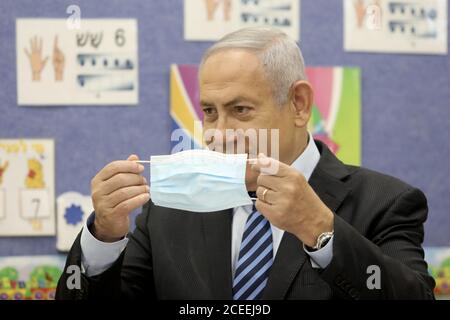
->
[32,198,40,217]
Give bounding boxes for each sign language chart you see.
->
[184,0,300,41]
[344,0,448,54]
[16,19,138,105]
[0,140,55,236]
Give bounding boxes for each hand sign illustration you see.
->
[24,36,48,81]
[53,36,65,81]
[354,0,367,28]
[204,0,231,21]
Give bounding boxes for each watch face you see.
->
[317,232,333,249]
[320,237,331,249]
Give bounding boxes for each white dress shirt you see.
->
[81,132,333,277]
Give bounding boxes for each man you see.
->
[56,27,435,300]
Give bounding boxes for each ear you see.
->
[289,80,314,128]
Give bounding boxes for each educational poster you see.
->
[170,64,361,166]
[425,247,450,299]
[184,0,300,41]
[56,192,93,252]
[0,255,66,300]
[0,139,55,236]
[16,19,139,105]
[344,0,448,54]
[306,67,361,166]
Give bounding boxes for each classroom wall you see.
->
[0,0,449,256]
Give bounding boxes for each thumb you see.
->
[127,154,139,161]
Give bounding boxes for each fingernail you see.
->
[138,164,145,171]
[145,185,150,192]
[143,177,148,184]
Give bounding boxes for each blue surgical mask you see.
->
[150,149,253,212]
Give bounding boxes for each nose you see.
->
[204,115,238,152]
[215,113,231,132]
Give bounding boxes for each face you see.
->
[199,49,312,190]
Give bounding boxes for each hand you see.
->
[91,155,150,242]
[24,36,48,81]
[223,0,232,21]
[252,154,334,247]
[354,0,367,28]
[52,36,65,81]
[204,0,220,20]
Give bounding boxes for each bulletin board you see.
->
[0,0,449,258]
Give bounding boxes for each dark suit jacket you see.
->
[56,140,435,300]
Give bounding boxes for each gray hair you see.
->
[200,27,306,106]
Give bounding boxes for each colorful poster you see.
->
[0,139,55,236]
[425,247,450,299]
[170,64,361,166]
[344,0,448,54]
[56,192,93,252]
[184,0,300,41]
[16,19,139,105]
[0,255,66,300]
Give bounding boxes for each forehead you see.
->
[199,49,268,89]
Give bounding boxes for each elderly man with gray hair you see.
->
[56,27,435,300]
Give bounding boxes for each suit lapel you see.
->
[262,231,308,299]
[202,210,233,299]
[262,140,352,299]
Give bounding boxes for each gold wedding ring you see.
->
[262,188,268,203]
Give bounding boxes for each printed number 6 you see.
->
[115,29,126,47]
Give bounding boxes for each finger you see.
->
[101,172,147,195]
[105,185,150,208]
[255,199,273,216]
[251,153,287,176]
[256,185,275,205]
[256,173,283,192]
[127,154,139,161]
[113,192,150,216]
[98,160,144,181]
[24,48,30,58]
[38,37,42,52]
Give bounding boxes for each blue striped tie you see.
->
[233,209,273,300]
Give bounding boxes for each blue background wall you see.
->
[0,0,449,256]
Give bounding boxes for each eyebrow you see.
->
[200,96,257,108]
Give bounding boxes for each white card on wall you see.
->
[16,18,139,105]
[344,0,448,54]
[184,0,300,41]
[56,191,93,251]
[0,139,55,236]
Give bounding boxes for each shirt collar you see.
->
[240,132,321,214]
[290,131,321,182]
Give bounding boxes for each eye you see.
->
[202,107,216,115]
[234,106,251,115]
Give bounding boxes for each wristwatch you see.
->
[304,231,334,252]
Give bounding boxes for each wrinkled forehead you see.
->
[199,49,274,103]
[199,49,266,85]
